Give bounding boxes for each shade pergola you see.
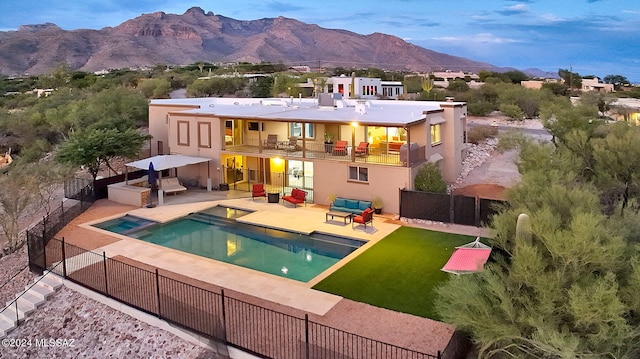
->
[125,154,211,171]
[125,154,212,190]
[441,237,492,275]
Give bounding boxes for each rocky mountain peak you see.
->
[0,9,502,76]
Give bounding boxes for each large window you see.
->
[349,166,368,182]
[430,124,442,146]
[290,123,315,139]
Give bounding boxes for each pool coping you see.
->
[77,198,401,316]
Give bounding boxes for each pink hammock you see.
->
[441,237,492,275]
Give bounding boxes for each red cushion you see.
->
[294,190,306,201]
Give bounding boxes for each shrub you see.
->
[467,125,498,144]
[468,101,496,116]
[499,103,525,120]
[414,162,447,193]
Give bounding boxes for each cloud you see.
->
[497,4,529,16]
[264,1,307,13]
[622,10,640,15]
[432,33,520,44]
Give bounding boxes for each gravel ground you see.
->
[3,286,221,359]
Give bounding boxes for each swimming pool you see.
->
[94,206,364,282]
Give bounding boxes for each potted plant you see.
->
[371,197,383,214]
[324,133,334,153]
[327,193,336,205]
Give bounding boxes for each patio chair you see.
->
[251,183,266,200]
[263,134,278,149]
[352,208,374,229]
[284,136,300,152]
[332,140,348,156]
[354,142,369,156]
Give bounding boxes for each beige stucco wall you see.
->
[313,160,410,214]
[148,104,200,156]
[436,103,466,182]
[162,113,221,187]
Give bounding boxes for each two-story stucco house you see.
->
[147,96,468,213]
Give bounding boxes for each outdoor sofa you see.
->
[329,197,372,214]
[282,188,307,207]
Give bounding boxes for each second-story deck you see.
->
[223,139,426,167]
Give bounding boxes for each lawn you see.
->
[313,226,474,319]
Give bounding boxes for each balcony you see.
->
[223,139,426,167]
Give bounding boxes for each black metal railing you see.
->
[27,179,96,274]
[29,235,443,359]
[25,178,451,359]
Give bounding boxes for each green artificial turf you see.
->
[313,226,473,319]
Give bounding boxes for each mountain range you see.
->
[0,7,516,76]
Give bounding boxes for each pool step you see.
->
[190,212,232,226]
[121,221,158,236]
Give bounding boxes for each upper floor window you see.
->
[290,123,315,139]
[430,124,442,146]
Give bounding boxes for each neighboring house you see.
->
[520,79,561,90]
[431,71,479,82]
[147,96,468,213]
[611,98,640,125]
[320,76,404,100]
[327,76,382,99]
[380,81,404,99]
[581,77,614,93]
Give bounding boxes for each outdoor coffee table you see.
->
[325,211,352,225]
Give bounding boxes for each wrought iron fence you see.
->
[29,234,444,359]
[25,178,452,359]
[27,179,96,274]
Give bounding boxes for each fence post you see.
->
[437,350,441,359]
[305,314,310,359]
[475,196,480,227]
[102,252,109,297]
[42,216,46,242]
[42,232,47,272]
[449,194,455,224]
[61,237,67,278]
[155,268,162,319]
[13,301,19,328]
[221,289,227,342]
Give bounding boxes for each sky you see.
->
[2,1,639,83]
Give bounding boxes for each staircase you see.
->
[0,273,63,338]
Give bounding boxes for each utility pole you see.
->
[569,64,573,89]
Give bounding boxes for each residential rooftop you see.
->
[150,97,465,127]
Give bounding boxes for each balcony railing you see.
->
[224,140,426,167]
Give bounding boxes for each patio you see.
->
[53,191,474,357]
[76,194,401,315]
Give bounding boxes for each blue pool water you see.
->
[93,214,157,235]
[94,206,363,282]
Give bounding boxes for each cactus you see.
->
[516,213,532,246]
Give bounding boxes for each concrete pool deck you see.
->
[56,189,484,355]
[77,193,402,316]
